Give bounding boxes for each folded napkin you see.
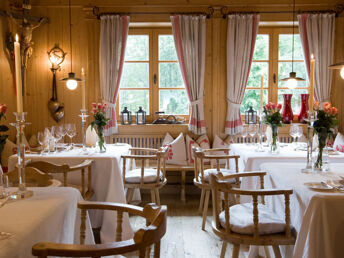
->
[86,125,97,147]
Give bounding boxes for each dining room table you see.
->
[228,143,344,172]
[241,162,344,258]
[0,187,94,258]
[8,143,136,243]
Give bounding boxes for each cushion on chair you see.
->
[125,168,162,184]
[333,133,344,152]
[212,135,230,165]
[196,134,211,149]
[200,169,236,183]
[186,134,200,164]
[162,133,187,166]
[219,203,286,235]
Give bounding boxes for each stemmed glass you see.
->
[37,131,45,155]
[257,124,267,152]
[43,127,52,154]
[295,125,303,148]
[65,123,76,149]
[241,126,248,144]
[248,124,257,144]
[290,124,298,149]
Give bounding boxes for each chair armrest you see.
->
[203,154,239,160]
[122,154,159,160]
[202,148,230,153]
[78,201,144,217]
[218,171,266,180]
[69,160,93,170]
[230,188,293,196]
[129,148,158,153]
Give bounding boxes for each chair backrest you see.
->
[209,172,293,239]
[122,146,169,185]
[192,146,240,183]
[32,203,167,258]
[7,167,57,187]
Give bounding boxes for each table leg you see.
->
[181,170,186,203]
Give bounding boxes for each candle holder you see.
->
[9,112,33,199]
[301,111,316,173]
[79,109,89,153]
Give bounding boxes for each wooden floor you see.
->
[129,193,248,258]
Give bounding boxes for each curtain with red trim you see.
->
[100,15,129,136]
[225,14,259,135]
[171,15,206,135]
[297,13,335,103]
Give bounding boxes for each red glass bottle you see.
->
[282,94,293,124]
[298,93,309,123]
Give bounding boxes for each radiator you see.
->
[113,134,293,148]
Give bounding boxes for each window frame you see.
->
[116,27,189,124]
[242,27,308,120]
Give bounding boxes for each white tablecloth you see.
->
[229,143,344,171]
[242,162,344,258]
[8,144,134,243]
[0,187,94,258]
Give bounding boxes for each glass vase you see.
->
[314,129,330,172]
[96,128,106,153]
[282,94,293,124]
[269,124,280,154]
[298,94,309,123]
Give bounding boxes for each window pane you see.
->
[120,63,149,88]
[119,90,149,114]
[279,34,304,60]
[240,89,268,113]
[253,35,269,60]
[159,35,178,61]
[124,35,149,61]
[159,90,189,115]
[159,63,184,88]
[278,62,307,87]
[278,89,308,114]
[247,62,268,87]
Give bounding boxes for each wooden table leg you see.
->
[181,170,186,203]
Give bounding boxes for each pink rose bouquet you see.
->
[91,103,109,152]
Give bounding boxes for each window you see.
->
[118,28,188,123]
[241,27,308,116]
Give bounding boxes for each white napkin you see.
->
[266,126,272,144]
[86,125,97,147]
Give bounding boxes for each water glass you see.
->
[241,126,248,144]
[65,124,76,149]
[248,124,257,144]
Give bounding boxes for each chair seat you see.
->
[125,168,162,184]
[219,203,286,235]
[200,169,236,183]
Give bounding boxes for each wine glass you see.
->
[257,123,267,151]
[295,125,304,148]
[241,126,248,144]
[248,124,257,144]
[65,124,76,149]
[43,127,52,154]
[289,124,298,149]
[37,131,45,155]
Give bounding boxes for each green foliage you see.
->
[313,110,339,137]
[264,112,283,127]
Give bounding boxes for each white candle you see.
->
[14,34,23,113]
[81,68,86,110]
[309,54,315,112]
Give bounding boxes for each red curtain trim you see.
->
[189,117,205,128]
[225,118,242,128]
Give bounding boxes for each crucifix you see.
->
[1,0,49,94]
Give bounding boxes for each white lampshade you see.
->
[66,79,78,90]
[286,78,297,89]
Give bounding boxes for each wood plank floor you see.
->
[129,193,248,258]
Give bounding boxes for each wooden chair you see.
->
[193,147,240,230]
[7,167,61,187]
[209,172,296,258]
[122,147,168,205]
[32,202,167,258]
[26,159,94,200]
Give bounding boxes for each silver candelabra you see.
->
[79,109,89,153]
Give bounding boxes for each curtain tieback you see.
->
[227,99,241,108]
[102,100,116,107]
[190,98,203,106]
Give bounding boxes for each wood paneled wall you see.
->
[0,0,343,142]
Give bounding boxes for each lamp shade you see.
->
[61,72,81,90]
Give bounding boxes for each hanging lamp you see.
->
[61,0,81,90]
[281,0,305,89]
[329,62,344,79]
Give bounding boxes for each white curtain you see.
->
[99,15,129,136]
[297,13,335,103]
[225,14,259,135]
[171,15,207,135]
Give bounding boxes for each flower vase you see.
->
[269,125,280,154]
[298,94,309,123]
[96,128,106,153]
[282,94,293,124]
[314,129,329,172]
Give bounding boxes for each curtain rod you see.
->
[93,6,214,19]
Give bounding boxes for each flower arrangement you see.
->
[313,101,338,169]
[91,103,109,152]
[0,104,9,165]
[264,102,283,153]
